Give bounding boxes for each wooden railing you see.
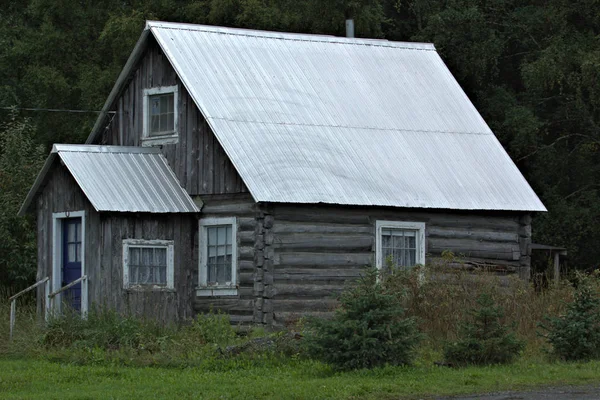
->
[47,275,87,300]
[8,277,50,340]
[9,275,88,340]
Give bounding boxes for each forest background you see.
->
[0,0,598,289]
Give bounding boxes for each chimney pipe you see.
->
[345,19,355,38]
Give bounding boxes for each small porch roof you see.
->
[18,144,200,215]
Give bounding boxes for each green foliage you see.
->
[540,274,600,361]
[0,114,45,291]
[190,309,237,346]
[444,293,525,366]
[304,267,421,370]
[43,307,170,352]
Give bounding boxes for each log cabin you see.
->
[19,21,546,327]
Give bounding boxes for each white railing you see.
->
[8,277,50,340]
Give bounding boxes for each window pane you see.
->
[76,243,82,262]
[167,113,174,131]
[150,97,160,115]
[160,95,169,114]
[130,248,140,266]
[168,94,174,111]
[67,223,76,242]
[393,234,404,250]
[217,226,227,246]
[159,114,168,132]
[67,243,77,262]
[380,227,420,269]
[128,246,168,285]
[150,115,160,133]
[208,227,217,246]
[155,248,167,267]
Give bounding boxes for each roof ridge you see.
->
[146,21,436,51]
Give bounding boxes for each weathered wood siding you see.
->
[97,37,247,196]
[261,204,532,328]
[36,163,197,323]
[192,194,260,325]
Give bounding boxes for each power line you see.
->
[0,106,116,114]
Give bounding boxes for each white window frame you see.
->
[122,239,175,290]
[51,210,88,317]
[142,85,179,146]
[375,220,426,270]
[198,217,238,297]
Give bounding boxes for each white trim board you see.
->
[122,239,175,290]
[375,220,426,270]
[51,211,88,316]
[142,85,179,146]
[198,217,238,297]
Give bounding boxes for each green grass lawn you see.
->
[1,358,600,400]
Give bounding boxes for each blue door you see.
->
[62,218,82,311]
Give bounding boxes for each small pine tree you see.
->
[303,267,421,370]
[540,275,600,361]
[444,293,524,366]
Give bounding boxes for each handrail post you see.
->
[45,279,51,322]
[9,299,16,341]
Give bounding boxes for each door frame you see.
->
[51,210,87,316]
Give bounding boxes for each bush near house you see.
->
[443,293,524,366]
[303,267,421,370]
[540,272,600,361]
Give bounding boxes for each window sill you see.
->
[125,286,175,293]
[141,134,178,147]
[196,287,238,297]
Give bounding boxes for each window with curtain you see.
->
[376,221,425,270]
[198,217,237,296]
[123,240,174,289]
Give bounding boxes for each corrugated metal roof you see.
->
[90,21,545,212]
[19,145,199,215]
[148,21,546,212]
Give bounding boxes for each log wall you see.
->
[192,193,260,325]
[263,203,531,328]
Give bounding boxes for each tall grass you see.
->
[1,262,594,367]
[384,259,577,355]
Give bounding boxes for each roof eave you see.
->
[85,27,152,145]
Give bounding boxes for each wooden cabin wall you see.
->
[95,213,196,323]
[98,37,248,196]
[261,203,532,328]
[192,193,261,325]
[35,163,99,315]
[35,164,197,323]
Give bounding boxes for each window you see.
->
[123,239,174,289]
[142,85,178,145]
[375,221,425,270]
[198,217,237,296]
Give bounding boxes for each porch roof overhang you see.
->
[18,144,200,215]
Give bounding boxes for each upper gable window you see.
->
[142,85,179,145]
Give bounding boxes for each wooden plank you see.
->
[272,222,373,235]
[272,283,345,298]
[271,233,373,252]
[275,252,373,267]
[201,201,256,216]
[427,227,518,243]
[428,238,520,254]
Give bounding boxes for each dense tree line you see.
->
[1,0,598,289]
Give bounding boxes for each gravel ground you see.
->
[437,385,600,399]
